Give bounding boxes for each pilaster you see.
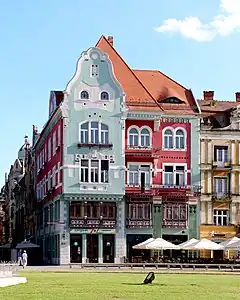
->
[115,199,126,263]
[82,234,87,263]
[98,234,103,263]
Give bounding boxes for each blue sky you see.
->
[1,0,239,186]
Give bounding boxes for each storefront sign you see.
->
[70,228,116,234]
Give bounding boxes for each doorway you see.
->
[87,234,98,263]
[103,234,115,263]
[70,235,82,263]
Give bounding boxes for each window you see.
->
[100,91,109,100]
[57,125,61,146]
[52,131,56,155]
[129,165,139,185]
[164,166,173,185]
[44,144,47,162]
[80,159,109,183]
[128,164,151,186]
[100,124,109,144]
[79,122,109,144]
[129,128,139,147]
[140,128,150,147]
[101,160,109,183]
[48,138,51,161]
[175,129,185,149]
[214,146,228,163]
[47,171,51,190]
[80,91,89,99]
[80,160,89,183]
[52,167,56,187]
[90,122,99,144]
[214,177,228,197]
[164,129,173,149]
[175,166,185,186]
[161,97,184,104]
[91,64,99,77]
[127,203,152,220]
[70,202,116,219]
[213,210,228,226]
[80,122,89,143]
[163,203,187,227]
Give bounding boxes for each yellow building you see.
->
[198,91,240,254]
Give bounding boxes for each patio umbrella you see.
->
[15,240,40,249]
[224,240,240,249]
[178,238,199,248]
[219,237,240,247]
[182,238,224,250]
[132,238,154,249]
[138,238,179,250]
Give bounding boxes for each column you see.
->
[98,234,103,263]
[200,202,206,224]
[207,201,213,224]
[207,172,212,194]
[207,140,212,164]
[200,139,205,164]
[82,234,87,263]
[230,203,237,225]
[115,200,126,263]
[231,142,236,165]
[231,172,235,195]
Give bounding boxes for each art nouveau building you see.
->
[199,91,240,246]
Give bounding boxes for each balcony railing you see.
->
[212,160,231,169]
[125,146,160,158]
[126,218,152,228]
[70,218,116,228]
[212,193,231,202]
[162,219,187,228]
[77,142,113,148]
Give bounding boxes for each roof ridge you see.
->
[95,36,163,111]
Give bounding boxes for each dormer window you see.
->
[100,92,109,100]
[91,64,99,77]
[161,97,184,104]
[80,91,89,100]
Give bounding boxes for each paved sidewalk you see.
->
[19,265,240,275]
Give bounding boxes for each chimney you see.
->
[107,36,113,46]
[236,92,240,102]
[203,91,214,101]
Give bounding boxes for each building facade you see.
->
[65,47,127,264]
[97,36,201,262]
[199,91,240,251]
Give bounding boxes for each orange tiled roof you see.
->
[197,100,238,115]
[96,36,199,115]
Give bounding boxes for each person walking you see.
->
[22,250,28,268]
[17,249,22,266]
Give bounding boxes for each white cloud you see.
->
[154,0,240,41]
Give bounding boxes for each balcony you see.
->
[125,146,160,158]
[125,184,154,198]
[77,142,113,149]
[212,160,231,170]
[212,193,231,202]
[126,218,152,228]
[70,218,116,228]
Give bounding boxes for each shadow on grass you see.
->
[122,283,168,286]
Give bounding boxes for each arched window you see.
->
[164,129,173,149]
[100,91,109,100]
[80,91,89,99]
[129,128,139,147]
[140,128,150,147]
[175,129,185,149]
[80,122,89,143]
[100,123,109,144]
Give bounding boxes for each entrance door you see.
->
[87,234,98,263]
[70,235,82,263]
[103,235,115,263]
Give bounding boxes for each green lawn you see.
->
[1,272,240,300]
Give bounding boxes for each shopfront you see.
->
[70,228,116,263]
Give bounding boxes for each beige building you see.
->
[198,91,240,246]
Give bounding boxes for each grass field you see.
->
[1,272,240,300]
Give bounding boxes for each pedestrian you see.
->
[17,249,22,266]
[22,250,28,268]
